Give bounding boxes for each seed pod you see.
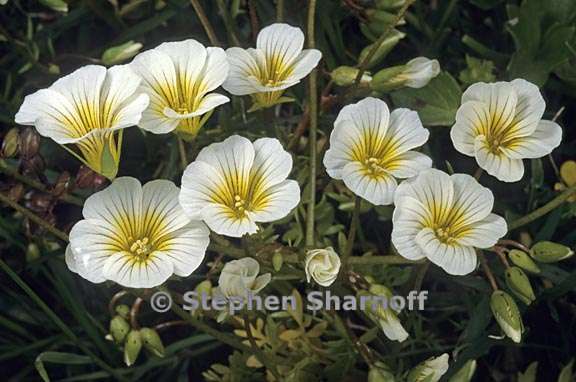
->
[508,249,540,274]
[140,327,165,358]
[272,251,283,271]
[330,66,372,87]
[490,290,523,343]
[530,241,574,263]
[123,330,142,366]
[505,267,536,305]
[52,171,71,197]
[1,128,20,158]
[110,315,130,344]
[21,155,45,174]
[19,127,40,159]
[115,304,130,319]
[8,183,24,202]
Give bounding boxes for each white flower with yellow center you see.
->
[450,79,562,182]
[179,135,300,237]
[66,177,210,288]
[129,39,229,140]
[392,169,507,275]
[15,65,149,179]
[222,23,322,110]
[323,97,432,205]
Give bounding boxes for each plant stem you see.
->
[130,297,144,329]
[0,259,125,381]
[0,192,69,242]
[305,0,318,247]
[177,137,188,171]
[189,0,221,46]
[473,167,483,181]
[354,0,415,85]
[276,0,284,22]
[243,313,282,381]
[0,161,83,206]
[508,184,576,231]
[215,0,241,46]
[478,251,498,291]
[342,195,361,270]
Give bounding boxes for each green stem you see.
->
[354,0,415,85]
[0,161,83,206]
[478,251,498,291]
[177,137,188,171]
[0,192,69,242]
[215,0,242,46]
[276,0,284,22]
[305,0,318,247]
[342,196,361,270]
[0,259,125,381]
[508,184,576,231]
[189,0,221,46]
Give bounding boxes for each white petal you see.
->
[201,203,258,237]
[342,162,397,205]
[510,78,545,136]
[402,57,440,88]
[387,108,430,153]
[130,49,178,107]
[289,49,322,81]
[180,161,227,219]
[163,93,229,119]
[161,221,210,277]
[102,251,174,288]
[250,180,300,222]
[451,101,491,156]
[461,82,518,135]
[195,135,255,185]
[474,136,525,182]
[155,39,207,92]
[51,65,107,115]
[386,151,432,179]
[202,47,229,92]
[65,245,78,274]
[337,97,390,140]
[141,179,190,235]
[501,120,562,159]
[379,311,409,342]
[256,23,304,66]
[391,196,428,260]
[251,137,293,188]
[457,213,508,248]
[416,228,477,275]
[138,91,180,134]
[222,47,262,95]
[450,173,494,223]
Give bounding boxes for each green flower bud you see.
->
[508,249,540,274]
[490,290,523,343]
[124,330,142,366]
[39,0,68,12]
[102,41,143,66]
[530,241,574,263]
[331,66,372,87]
[358,29,405,69]
[408,353,449,382]
[140,327,165,358]
[1,128,19,158]
[369,284,393,299]
[110,315,130,344]
[195,280,212,296]
[25,243,40,263]
[370,65,407,92]
[449,360,476,382]
[368,365,395,382]
[505,267,536,305]
[376,0,406,10]
[115,304,130,319]
[272,251,283,272]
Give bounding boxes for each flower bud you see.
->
[530,241,574,263]
[376,0,406,9]
[218,257,271,299]
[39,0,68,12]
[1,128,20,158]
[360,290,408,342]
[331,66,372,87]
[449,360,476,382]
[26,242,40,263]
[115,304,130,319]
[272,251,283,272]
[19,127,40,159]
[368,364,395,382]
[505,267,536,305]
[490,290,523,343]
[358,29,405,69]
[101,41,143,66]
[508,249,540,274]
[140,327,165,358]
[123,330,142,366]
[195,279,213,295]
[372,57,440,92]
[110,315,130,344]
[52,171,72,197]
[407,353,449,382]
[305,247,341,287]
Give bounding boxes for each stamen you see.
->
[129,237,152,258]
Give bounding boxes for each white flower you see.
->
[218,257,271,298]
[450,79,562,182]
[130,39,229,139]
[222,23,322,109]
[392,168,507,276]
[179,135,300,237]
[15,65,149,179]
[400,57,440,88]
[366,285,409,342]
[323,97,432,205]
[408,353,449,382]
[304,247,341,287]
[66,177,210,288]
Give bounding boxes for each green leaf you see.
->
[390,72,462,126]
[35,352,93,382]
[558,359,574,382]
[517,362,538,382]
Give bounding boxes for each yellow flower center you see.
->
[128,237,155,260]
[233,194,248,217]
[363,157,387,176]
